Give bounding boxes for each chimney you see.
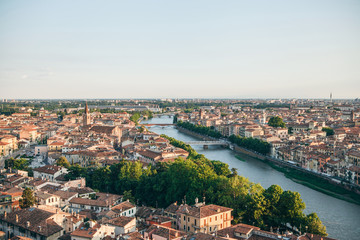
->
[26,221,30,227]
[15,214,18,223]
[4,212,7,219]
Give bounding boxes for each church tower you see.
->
[83,102,91,126]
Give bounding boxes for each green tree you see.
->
[5,158,29,170]
[123,190,136,203]
[244,191,267,227]
[56,156,70,168]
[263,185,283,227]
[130,113,141,124]
[20,188,35,208]
[303,213,327,236]
[278,191,306,228]
[321,127,334,136]
[228,135,271,155]
[288,127,293,134]
[211,161,231,176]
[65,164,88,180]
[268,116,286,128]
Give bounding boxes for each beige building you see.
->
[178,200,232,234]
[35,191,61,208]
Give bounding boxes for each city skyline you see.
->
[1,0,360,99]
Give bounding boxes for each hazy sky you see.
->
[1,0,359,99]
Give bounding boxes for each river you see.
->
[143,116,360,240]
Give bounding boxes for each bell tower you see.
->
[83,102,91,126]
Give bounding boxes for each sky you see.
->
[0,0,359,99]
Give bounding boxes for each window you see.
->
[188,226,190,231]
[194,219,197,225]
[188,217,190,222]
[210,227,212,232]
[184,225,186,230]
[210,218,212,222]
[204,219,206,225]
[215,216,217,221]
[184,216,186,221]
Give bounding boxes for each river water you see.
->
[143,116,360,239]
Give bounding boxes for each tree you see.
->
[268,116,286,128]
[5,158,29,170]
[263,185,283,227]
[130,113,141,124]
[321,127,334,136]
[56,156,70,168]
[278,191,305,228]
[123,190,136,203]
[20,188,35,208]
[288,127,293,134]
[303,213,327,236]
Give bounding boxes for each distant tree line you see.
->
[176,121,222,138]
[228,135,271,155]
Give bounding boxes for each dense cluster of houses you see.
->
[177,100,360,186]
[0,103,188,169]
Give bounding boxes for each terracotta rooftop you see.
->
[0,207,63,237]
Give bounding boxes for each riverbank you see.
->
[266,161,360,205]
[177,125,360,205]
[232,144,360,206]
